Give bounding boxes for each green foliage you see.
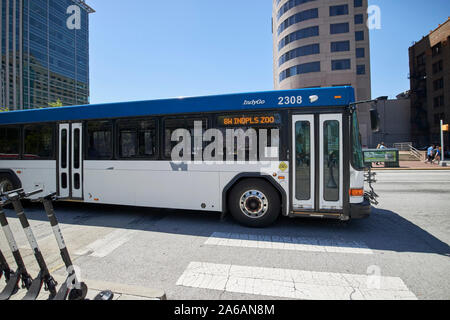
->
[0,107,9,112]
[47,99,63,108]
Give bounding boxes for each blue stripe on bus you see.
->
[0,87,355,125]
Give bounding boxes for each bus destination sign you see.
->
[217,114,281,127]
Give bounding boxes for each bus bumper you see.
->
[349,198,371,219]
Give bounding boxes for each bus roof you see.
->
[0,86,355,125]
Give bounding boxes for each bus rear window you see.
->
[0,126,20,159]
[23,124,54,159]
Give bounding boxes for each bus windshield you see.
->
[351,111,365,170]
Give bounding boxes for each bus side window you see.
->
[23,123,55,159]
[86,121,113,160]
[0,126,21,159]
[164,118,208,160]
[117,119,157,159]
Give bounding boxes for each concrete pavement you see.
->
[0,170,449,300]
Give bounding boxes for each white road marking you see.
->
[75,229,136,258]
[177,262,417,300]
[205,232,373,254]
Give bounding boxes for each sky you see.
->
[88,0,450,104]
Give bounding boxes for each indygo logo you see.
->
[243,99,266,106]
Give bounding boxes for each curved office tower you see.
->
[272,0,373,146]
[0,0,94,110]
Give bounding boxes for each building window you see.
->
[331,40,350,52]
[279,43,320,66]
[433,95,444,108]
[330,23,349,34]
[278,8,319,35]
[278,26,319,51]
[355,31,364,41]
[354,0,363,7]
[432,43,442,57]
[332,59,351,71]
[330,4,348,16]
[433,78,444,91]
[416,53,426,66]
[357,64,366,75]
[277,0,317,20]
[432,60,443,74]
[354,14,364,24]
[279,61,321,82]
[356,48,365,58]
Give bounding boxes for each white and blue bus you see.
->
[0,87,378,227]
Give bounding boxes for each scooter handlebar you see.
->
[24,189,44,198]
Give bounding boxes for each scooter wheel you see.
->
[68,282,88,300]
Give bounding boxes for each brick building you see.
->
[409,17,450,146]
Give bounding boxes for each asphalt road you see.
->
[0,170,449,300]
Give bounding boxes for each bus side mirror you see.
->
[370,108,380,133]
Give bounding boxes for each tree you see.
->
[0,107,9,112]
[48,99,63,108]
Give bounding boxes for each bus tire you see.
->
[0,174,16,194]
[228,178,281,228]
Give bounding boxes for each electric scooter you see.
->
[3,188,58,300]
[0,195,34,300]
[0,248,13,282]
[34,192,88,300]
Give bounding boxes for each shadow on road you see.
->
[2,201,449,257]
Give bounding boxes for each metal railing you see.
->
[410,146,423,161]
[393,142,413,151]
[393,142,422,161]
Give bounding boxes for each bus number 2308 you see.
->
[278,96,303,105]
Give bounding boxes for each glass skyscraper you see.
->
[1,0,94,110]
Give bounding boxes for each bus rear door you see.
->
[58,123,83,199]
[292,114,343,214]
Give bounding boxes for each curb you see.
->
[0,268,167,300]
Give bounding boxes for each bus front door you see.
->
[292,114,343,213]
[58,123,83,199]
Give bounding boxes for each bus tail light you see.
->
[349,188,364,197]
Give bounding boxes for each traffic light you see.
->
[442,124,449,132]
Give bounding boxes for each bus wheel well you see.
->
[222,174,285,215]
[0,170,22,191]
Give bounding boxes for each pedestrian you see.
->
[425,145,435,163]
[375,143,382,165]
[433,146,441,164]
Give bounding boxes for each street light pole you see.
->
[441,120,445,163]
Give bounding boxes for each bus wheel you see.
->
[228,179,281,228]
[0,174,15,194]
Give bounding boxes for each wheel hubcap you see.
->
[240,190,268,219]
[0,179,13,194]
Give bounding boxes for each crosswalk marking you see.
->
[176,262,417,300]
[75,229,136,258]
[205,232,373,254]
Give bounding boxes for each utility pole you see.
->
[441,120,448,166]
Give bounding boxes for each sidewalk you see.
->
[372,161,450,171]
[0,271,167,300]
